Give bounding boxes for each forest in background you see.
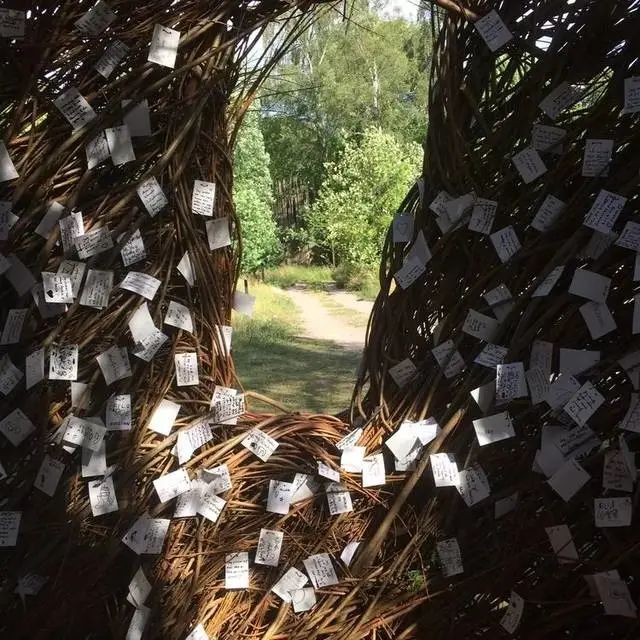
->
[233,0,431,288]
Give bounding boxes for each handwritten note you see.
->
[25,348,45,390]
[500,592,524,634]
[584,189,626,233]
[97,346,131,385]
[430,453,459,487]
[75,1,116,35]
[225,552,249,589]
[120,229,146,267]
[490,225,521,262]
[547,459,589,501]
[531,194,565,232]
[582,139,613,177]
[579,301,616,339]
[35,201,65,238]
[432,340,466,377]
[462,309,499,341]
[95,40,128,78]
[474,10,513,51]
[267,479,293,515]
[474,343,507,368]
[120,272,161,300]
[137,177,168,217]
[88,476,118,516]
[362,453,385,487]
[49,344,78,381]
[0,9,25,38]
[495,364,527,402]
[271,567,308,603]
[437,538,463,577]
[473,411,515,446]
[148,24,180,68]
[569,268,610,302]
[393,214,413,242]
[539,82,582,120]
[563,381,605,426]
[615,221,640,251]
[59,211,84,253]
[545,524,578,564]
[54,87,96,130]
[388,358,417,387]
[468,197,496,235]
[1,308,28,345]
[623,76,640,113]
[394,257,425,289]
[174,352,199,386]
[122,516,170,554]
[75,226,113,259]
[230,425,271,459]
[153,468,191,503]
[256,528,284,566]
[34,455,65,497]
[325,482,353,515]
[512,147,547,183]
[457,465,491,506]
[63,416,106,452]
[0,512,21,547]
[532,123,566,154]
[304,553,339,588]
[594,497,632,527]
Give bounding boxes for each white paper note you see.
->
[207,217,231,251]
[500,592,524,634]
[594,497,632,528]
[430,453,459,487]
[532,123,566,154]
[225,552,249,589]
[569,268,610,302]
[25,348,45,390]
[582,139,613,177]
[512,148,547,183]
[468,197,496,234]
[457,465,491,506]
[241,429,279,462]
[473,411,515,446]
[255,528,284,567]
[42,272,74,304]
[54,87,96,130]
[148,399,180,436]
[137,177,168,217]
[75,1,116,35]
[121,272,161,300]
[490,225,521,263]
[267,479,293,515]
[148,24,180,68]
[393,214,414,242]
[362,453,385,487]
[432,340,466,377]
[271,567,308,603]
[303,553,339,588]
[462,309,499,341]
[96,346,131,385]
[95,40,129,78]
[75,226,113,259]
[436,538,463,577]
[539,82,582,120]
[88,476,118,516]
[548,459,589,501]
[388,358,417,387]
[584,189,626,233]
[177,251,195,286]
[122,99,151,137]
[1,308,28,345]
[49,344,78,381]
[174,352,199,387]
[579,301,616,339]
[0,142,18,182]
[153,468,191,503]
[531,194,565,232]
[35,201,65,238]
[474,10,513,51]
[82,440,107,478]
[80,269,113,309]
[105,126,135,166]
[164,300,193,333]
[34,455,65,497]
[0,512,21,547]
[120,229,146,267]
[545,524,578,563]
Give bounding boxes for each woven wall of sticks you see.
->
[348,0,640,637]
[3,0,640,639]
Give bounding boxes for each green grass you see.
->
[263,264,333,290]
[233,283,361,414]
[262,263,380,300]
[312,291,370,328]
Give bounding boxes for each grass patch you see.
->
[233,283,361,414]
[312,291,370,328]
[331,263,379,300]
[263,264,333,290]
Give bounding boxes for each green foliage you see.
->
[233,107,281,273]
[331,262,379,300]
[306,127,420,266]
[263,264,333,289]
[262,5,430,203]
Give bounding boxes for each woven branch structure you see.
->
[2,0,640,639]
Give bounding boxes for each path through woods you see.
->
[283,287,373,349]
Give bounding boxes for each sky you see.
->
[379,0,419,21]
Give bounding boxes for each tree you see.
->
[261,3,430,222]
[306,127,421,266]
[233,106,281,273]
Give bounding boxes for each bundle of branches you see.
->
[0,1,426,638]
[350,0,640,637]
